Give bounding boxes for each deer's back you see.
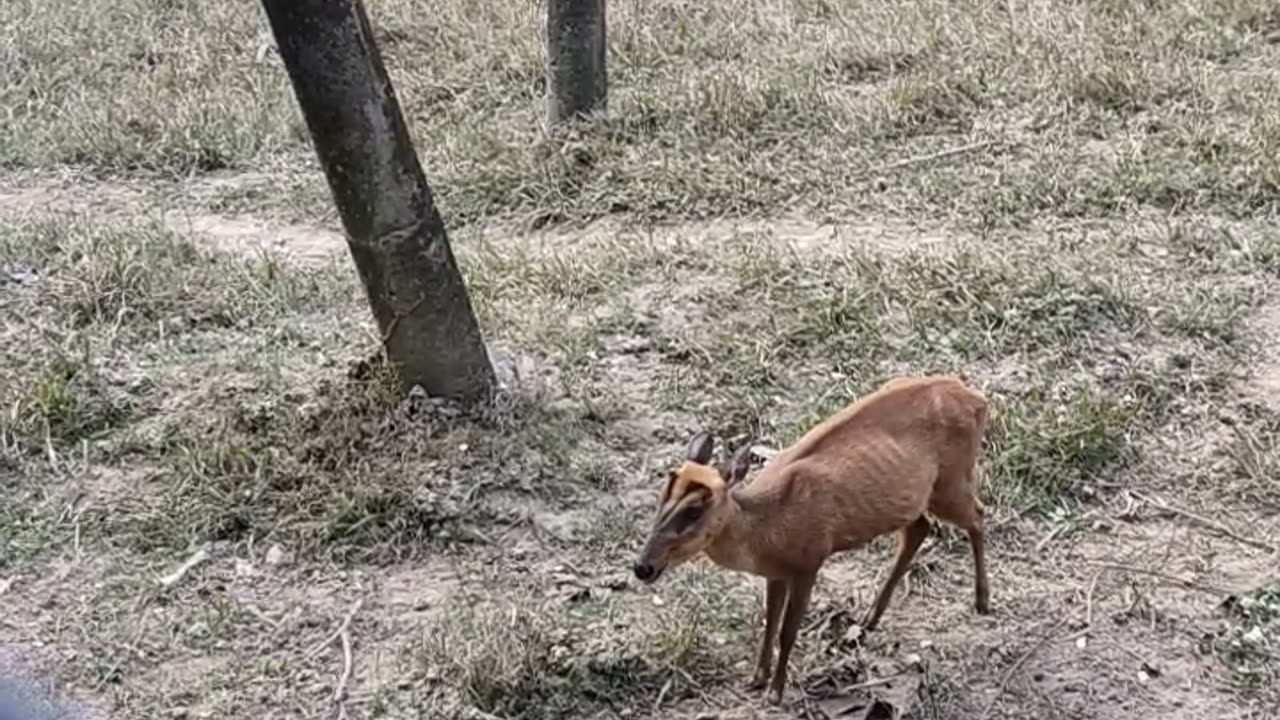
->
[783,375,984,467]
[742,376,987,554]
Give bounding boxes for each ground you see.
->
[2,1,1280,719]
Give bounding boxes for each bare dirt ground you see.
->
[4,1,1280,719]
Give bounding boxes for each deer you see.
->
[632,374,991,705]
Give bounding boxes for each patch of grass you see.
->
[1226,415,1280,509]
[1,342,133,443]
[984,385,1140,511]
[4,204,1258,563]
[6,1,1280,226]
[885,250,1146,358]
[0,0,300,175]
[419,569,751,719]
[0,500,43,572]
[0,215,344,333]
[661,237,1168,389]
[1203,580,1280,694]
[103,366,525,558]
[0,213,351,457]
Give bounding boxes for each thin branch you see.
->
[333,613,357,719]
[839,672,905,694]
[863,140,1005,177]
[1085,561,1238,596]
[977,616,1070,720]
[305,598,365,719]
[1035,522,1070,552]
[307,597,366,660]
[1083,568,1102,628]
[1129,490,1277,553]
[158,547,210,588]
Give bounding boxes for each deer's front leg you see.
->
[749,578,788,690]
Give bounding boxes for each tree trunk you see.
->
[259,0,496,403]
[545,0,607,127]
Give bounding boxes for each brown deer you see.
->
[632,375,991,705]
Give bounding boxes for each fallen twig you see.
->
[839,673,904,693]
[1083,568,1103,628]
[307,597,366,660]
[44,426,59,472]
[1129,491,1277,553]
[307,598,365,719]
[1035,522,1070,553]
[333,612,357,719]
[671,665,735,708]
[977,616,1069,720]
[863,140,1004,177]
[158,547,210,588]
[1086,561,1237,596]
[651,677,674,714]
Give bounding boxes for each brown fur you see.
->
[633,374,991,705]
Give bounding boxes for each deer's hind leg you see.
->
[928,469,990,615]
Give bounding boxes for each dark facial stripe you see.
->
[659,470,678,506]
[658,484,709,526]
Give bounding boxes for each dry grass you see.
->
[5,0,1280,227]
[3,1,1280,719]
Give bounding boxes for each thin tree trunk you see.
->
[259,0,496,402]
[545,0,607,127]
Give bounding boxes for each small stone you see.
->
[234,559,256,578]
[265,545,288,567]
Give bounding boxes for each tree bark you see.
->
[259,0,496,402]
[545,0,607,127]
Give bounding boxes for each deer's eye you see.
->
[675,504,704,527]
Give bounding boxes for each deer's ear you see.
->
[722,439,755,487]
[686,431,715,465]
